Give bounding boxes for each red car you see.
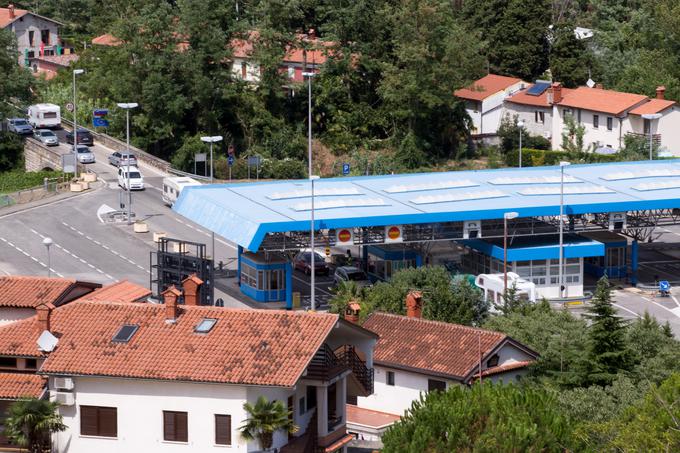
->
[293,251,330,276]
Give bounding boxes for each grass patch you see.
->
[0,170,68,194]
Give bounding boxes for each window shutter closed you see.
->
[163,411,175,441]
[99,407,117,438]
[176,412,188,442]
[80,406,98,436]
[215,415,231,445]
[163,411,188,442]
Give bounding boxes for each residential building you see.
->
[454,74,526,140]
[1,4,64,65]
[503,81,566,142]
[0,278,377,453]
[29,53,79,79]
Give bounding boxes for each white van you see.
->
[118,166,145,190]
[162,176,201,206]
[27,104,61,129]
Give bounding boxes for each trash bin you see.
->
[292,292,301,309]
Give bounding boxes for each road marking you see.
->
[0,236,64,277]
[641,296,680,318]
[28,229,111,279]
[672,295,680,308]
[292,274,333,296]
[661,228,680,238]
[612,303,641,319]
[173,218,236,250]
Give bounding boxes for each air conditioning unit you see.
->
[53,391,75,406]
[609,212,627,232]
[54,377,74,390]
[463,220,481,239]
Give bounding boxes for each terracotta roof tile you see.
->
[0,302,338,387]
[506,84,573,108]
[0,7,29,28]
[33,53,79,66]
[92,33,121,46]
[0,372,46,399]
[77,280,151,303]
[476,360,532,378]
[558,87,648,115]
[0,276,76,309]
[363,313,508,380]
[346,404,400,429]
[629,99,676,115]
[455,74,524,101]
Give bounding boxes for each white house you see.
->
[350,292,537,437]
[455,74,526,140]
[504,81,564,142]
[0,283,378,453]
[1,5,63,65]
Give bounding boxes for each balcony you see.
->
[335,345,374,395]
[305,344,374,396]
[305,343,350,382]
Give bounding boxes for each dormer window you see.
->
[0,357,17,369]
[486,354,499,368]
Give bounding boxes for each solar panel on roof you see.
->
[410,190,509,205]
[383,180,479,194]
[526,82,550,96]
[632,181,680,191]
[195,318,217,333]
[519,185,614,196]
[112,324,139,343]
[291,197,387,211]
[600,169,680,181]
[268,187,362,200]
[489,176,581,185]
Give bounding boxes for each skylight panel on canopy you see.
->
[268,186,362,200]
[600,169,680,181]
[489,176,581,185]
[410,190,509,205]
[519,185,615,196]
[632,181,680,191]
[383,179,479,193]
[291,198,387,211]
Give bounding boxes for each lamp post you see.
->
[559,161,571,299]
[641,113,662,160]
[503,212,519,297]
[303,70,316,310]
[116,103,138,225]
[200,136,223,183]
[72,69,84,155]
[42,237,53,277]
[517,120,524,168]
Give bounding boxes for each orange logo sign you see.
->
[387,226,401,240]
[338,229,352,243]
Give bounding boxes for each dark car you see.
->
[66,128,94,145]
[293,251,330,276]
[333,266,371,288]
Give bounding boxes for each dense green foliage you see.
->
[0,132,24,173]
[239,396,297,450]
[0,170,66,194]
[3,398,66,453]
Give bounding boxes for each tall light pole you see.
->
[72,69,84,155]
[200,136,223,183]
[517,119,524,168]
[303,70,316,311]
[117,103,138,225]
[559,161,571,299]
[42,237,53,277]
[503,212,519,297]
[642,113,662,160]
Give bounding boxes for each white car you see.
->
[118,166,145,190]
[75,145,95,164]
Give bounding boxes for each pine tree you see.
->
[663,321,674,338]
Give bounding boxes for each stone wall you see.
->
[24,138,62,171]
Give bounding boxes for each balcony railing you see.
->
[305,343,349,381]
[335,345,374,394]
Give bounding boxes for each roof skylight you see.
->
[489,176,581,185]
[383,180,479,194]
[600,169,680,181]
[410,190,509,205]
[518,185,615,196]
[112,324,139,343]
[194,318,217,333]
[632,181,680,191]
[268,187,362,200]
[291,197,387,211]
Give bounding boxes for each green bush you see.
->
[214,156,306,181]
[505,148,569,167]
[0,170,66,194]
[0,132,24,172]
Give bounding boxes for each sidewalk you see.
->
[0,179,104,218]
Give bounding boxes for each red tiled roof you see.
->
[0,373,46,399]
[506,84,573,108]
[363,313,514,381]
[558,87,648,116]
[78,280,151,303]
[0,7,28,28]
[455,74,524,101]
[630,99,676,115]
[477,360,532,378]
[33,53,79,67]
[92,33,121,46]
[0,276,76,309]
[346,404,400,429]
[0,301,339,387]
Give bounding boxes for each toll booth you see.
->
[581,231,628,279]
[238,250,292,306]
[364,244,422,281]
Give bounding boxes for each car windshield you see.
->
[346,271,368,281]
[41,131,56,137]
[77,147,90,153]
[300,252,324,262]
[14,120,27,126]
[122,154,136,159]
[128,172,141,179]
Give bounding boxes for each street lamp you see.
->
[200,136,223,183]
[641,113,662,160]
[72,69,84,155]
[517,119,525,168]
[503,211,519,297]
[303,70,317,311]
[559,161,571,299]
[42,237,53,277]
[116,103,138,225]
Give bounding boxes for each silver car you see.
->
[7,118,33,135]
[333,266,372,288]
[108,151,138,167]
[75,145,95,163]
[33,129,59,146]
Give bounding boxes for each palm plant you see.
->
[239,396,297,450]
[3,398,66,453]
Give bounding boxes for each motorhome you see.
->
[27,103,61,129]
[475,272,537,311]
[162,176,201,205]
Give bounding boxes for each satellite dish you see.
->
[586,78,595,88]
[37,330,59,352]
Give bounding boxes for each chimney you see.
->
[181,274,203,306]
[36,303,54,331]
[595,83,603,89]
[344,301,361,324]
[657,86,666,100]
[405,291,423,319]
[162,285,182,323]
[551,82,562,104]
[8,4,15,19]
[308,28,316,40]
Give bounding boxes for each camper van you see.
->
[28,104,61,129]
[162,176,202,206]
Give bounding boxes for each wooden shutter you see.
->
[163,411,188,442]
[176,412,188,442]
[163,411,175,441]
[99,407,117,438]
[80,406,98,436]
[215,414,231,445]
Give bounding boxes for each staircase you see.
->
[335,345,374,395]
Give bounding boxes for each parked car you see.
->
[75,145,95,164]
[66,128,94,145]
[333,266,372,288]
[33,129,59,146]
[108,151,138,167]
[7,118,33,135]
[293,251,330,276]
[118,166,144,190]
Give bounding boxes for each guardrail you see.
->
[166,167,211,182]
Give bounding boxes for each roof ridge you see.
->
[368,312,506,337]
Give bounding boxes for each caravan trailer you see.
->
[162,176,202,206]
[27,104,61,129]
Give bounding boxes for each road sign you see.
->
[228,155,234,166]
[660,280,671,291]
[93,109,109,117]
[342,163,350,175]
[93,118,109,127]
[325,247,331,257]
[248,155,261,167]
[65,102,74,112]
[61,153,76,173]
[195,153,207,162]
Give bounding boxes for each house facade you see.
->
[1,5,62,65]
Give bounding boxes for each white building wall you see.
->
[553,107,624,151]
[503,103,552,141]
[0,307,34,325]
[9,14,59,63]
[655,107,680,155]
[231,57,261,83]
[465,101,482,134]
[245,385,294,450]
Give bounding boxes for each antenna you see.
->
[37,330,59,352]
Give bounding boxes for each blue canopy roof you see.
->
[173,159,680,250]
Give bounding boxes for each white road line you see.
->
[672,295,680,308]
[0,236,64,278]
[61,221,146,271]
[292,275,333,296]
[27,229,110,279]
[641,296,680,317]
[173,218,236,250]
[613,303,641,319]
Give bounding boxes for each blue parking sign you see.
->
[93,117,109,127]
[342,163,350,175]
[228,155,234,166]
[660,280,671,291]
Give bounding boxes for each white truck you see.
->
[162,176,202,206]
[27,103,61,129]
